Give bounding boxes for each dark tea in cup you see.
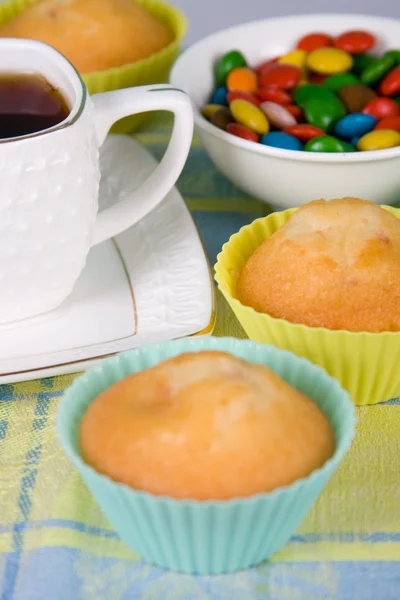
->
[0,72,70,139]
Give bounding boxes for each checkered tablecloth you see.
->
[0,126,399,600]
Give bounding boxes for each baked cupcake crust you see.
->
[237,197,400,332]
[0,0,172,73]
[79,351,334,500]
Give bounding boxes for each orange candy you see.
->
[226,67,258,92]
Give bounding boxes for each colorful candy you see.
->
[362,97,400,120]
[216,50,247,85]
[210,107,233,130]
[294,84,335,107]
[226,122,259,142]
[211,86,228,106]
[260,101,296,128]
[360,54,395,86]
[374,116,400,132]
[306,48,353,74]
[201,104,223,120]
[337,83,376,113]
[226,68,258,92]
[304,135,356,152]
[203,29,400,152]
[379,66,400,96]
[323,72,359,92]
[352,53,376,74]
[334,113,377,139]
[226,90,261,106]
[261,131,303,150]
[357,129,400,151]
[259,65,301,89]
[278,49,307,69]
[334,30,375,54]
[230,99,269,134]
[283,124,326,141]
[304,95,346,132]
[257,86,291,104]
[297,33,332,52]
[285,104,303,120]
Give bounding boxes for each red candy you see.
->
[227,90,261,106]
[334,30,375,54]
[379,66,400,96]
[309,72,328,84]
[286,104,303,121]
[362,97,400,119]
[374,116,400,132]
[259,65,302,89]
[226,122,259,142]
[297,32,332,52]
[257,86,291,104]
[255,57,279,74]
[283,124,326,142]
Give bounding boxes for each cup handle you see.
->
[90,84,193,246]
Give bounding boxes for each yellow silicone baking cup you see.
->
[215,205,400,406]
[0,0,187,132]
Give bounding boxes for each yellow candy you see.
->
[278,49,307,69]
[230,99,269,135]
[201,104,224,120]
[306,48,353,74]
[357,129,400,151]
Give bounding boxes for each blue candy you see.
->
[334,113,377,140]
[261,131,303,151]
[211,86,228,106]
[351,136,361,146]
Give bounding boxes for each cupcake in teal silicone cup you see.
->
[57,337,355,575]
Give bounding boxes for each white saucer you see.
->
[0,135,215,384]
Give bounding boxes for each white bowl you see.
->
[171,14,400,209]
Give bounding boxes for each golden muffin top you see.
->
[0,0,173,73]
[237,197,400,332]
[79,351,334,500]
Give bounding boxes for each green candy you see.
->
[294,85,336,109]
[305,136,356,153]
[352,53,376,75]
[323,73,359,92]
[216,50,247,86]
[395,95,400,106]
[304,96,346,133]
[360,54,396,86]
[384,50,400,65]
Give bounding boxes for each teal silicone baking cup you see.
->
[57,337,356,575]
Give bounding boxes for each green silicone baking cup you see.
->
[57,337,356,575]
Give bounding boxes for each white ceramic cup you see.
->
[0,39,193,324]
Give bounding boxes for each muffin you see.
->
[79,350,335,501]
[58,337,355,573]
[0,0,173,73]
[237,197,400,333]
